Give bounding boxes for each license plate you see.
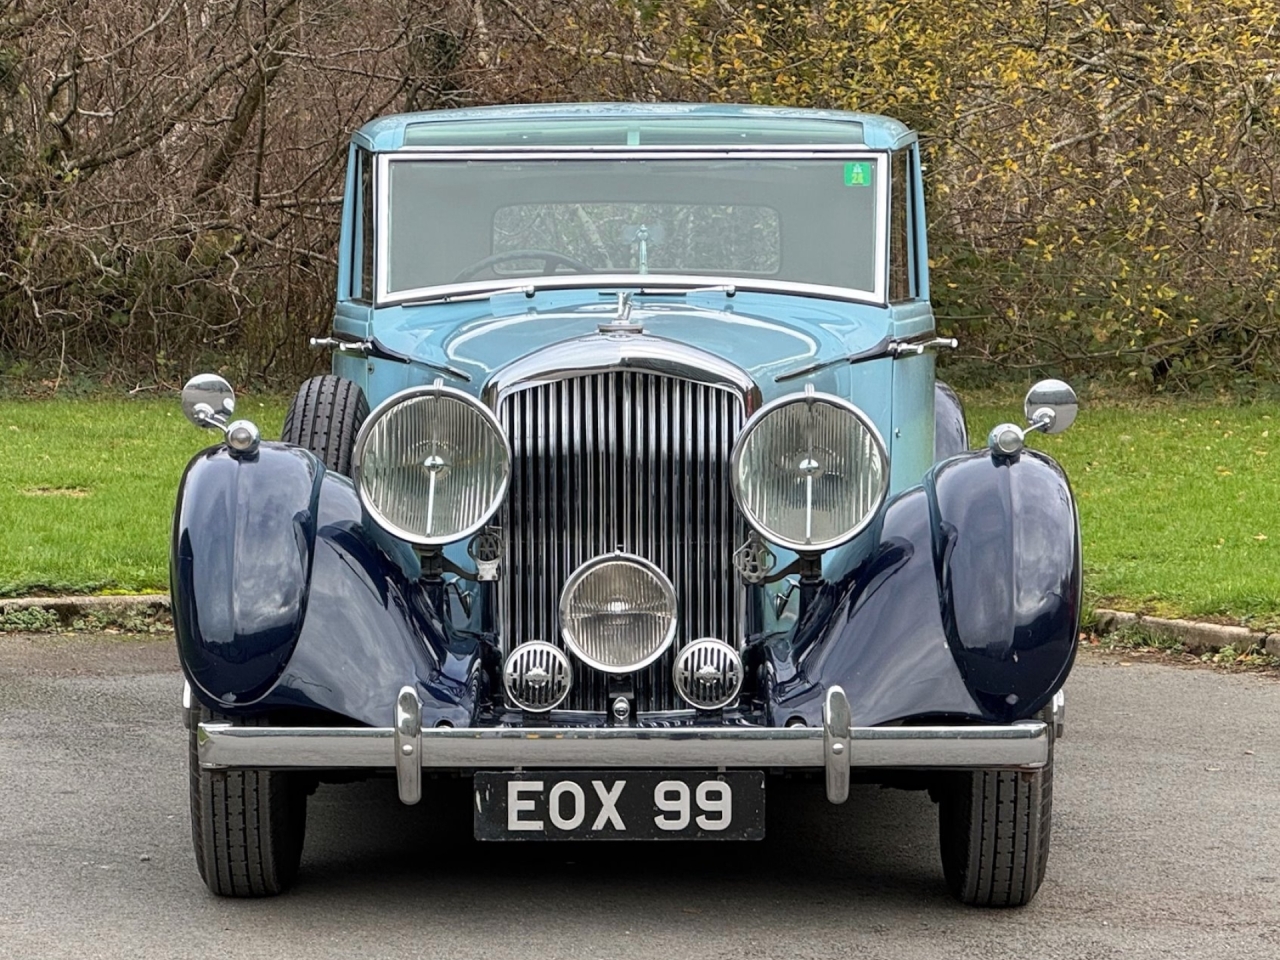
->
[473,771,765,840]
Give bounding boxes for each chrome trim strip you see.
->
[546,708,700,721]
[394,686,422,805]
[481,332,763,413]
[392,145,872,156]
[198,720,1050,774]
[384,273,885,311]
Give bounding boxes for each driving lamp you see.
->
[353,384,511,546]
[730,389,889,552]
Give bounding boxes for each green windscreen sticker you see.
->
[843,161,872,187]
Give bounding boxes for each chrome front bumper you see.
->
[195,686,1053,806]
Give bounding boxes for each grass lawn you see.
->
[0,394,288,597]
[967,393,1279,632]
[0,389,1276,631]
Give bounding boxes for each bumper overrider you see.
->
[197,686,1058,805]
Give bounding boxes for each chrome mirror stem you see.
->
[1025,407,1057,435]
[191,403,230,434]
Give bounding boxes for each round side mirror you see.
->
[1024,379,1078,435]
[181,374,236,429]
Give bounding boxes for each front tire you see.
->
[281,374,369,476]
[937,724,1054,907]
[188,709,307,897]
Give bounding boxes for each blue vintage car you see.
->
[173,103,1080,904]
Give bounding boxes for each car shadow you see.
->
[296,774,953,910]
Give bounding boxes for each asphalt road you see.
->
[1,634,1277,960]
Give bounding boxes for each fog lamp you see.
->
[559,553,677,673]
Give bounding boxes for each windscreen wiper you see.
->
[399,284,538,306]
[627,284,738,297]
[776,335,957,382]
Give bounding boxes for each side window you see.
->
[354,148,375,301]
[889,149,915,302]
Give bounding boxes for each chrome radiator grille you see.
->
[498,371,745,712]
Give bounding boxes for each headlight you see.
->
[559,553,677,673]
[353,384,510,546]
[730,390,888,552]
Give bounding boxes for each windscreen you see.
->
[383,157,882,296]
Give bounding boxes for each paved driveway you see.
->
[1,634,1276,959]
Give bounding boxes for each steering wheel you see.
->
[452,249,594,283]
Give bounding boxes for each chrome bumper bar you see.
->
[195,687,1050,805]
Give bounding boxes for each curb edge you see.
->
[1093,608,1277,658]
[1,594,170,627]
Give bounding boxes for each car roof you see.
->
[353,102,915,151]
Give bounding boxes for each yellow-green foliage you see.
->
[641,0,1280,385]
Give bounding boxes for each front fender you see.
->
[172,442,483,726]
[772,448,1080,726]
[934,381,968,460]
[927,448,1081,718]
[171,443,321,705]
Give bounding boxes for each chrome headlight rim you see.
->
[729,389,890,553]
[352,383,512,547]
[558,552,679,675]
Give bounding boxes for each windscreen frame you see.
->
[374,145,890,307]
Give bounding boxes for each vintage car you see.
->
[173,103,1080,905]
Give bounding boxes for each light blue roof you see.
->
[354,102,915,151]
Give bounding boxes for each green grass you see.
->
[966,393,1280,631]
[1,389,1277,630]
[0,395,288,597]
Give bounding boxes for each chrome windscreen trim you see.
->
[375,146,889,305]
[391,145,874,156]
[381,273,887,310]
[198,720,1050,775]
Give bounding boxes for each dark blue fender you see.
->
[934,381,969,460]
[172,444,320,704]
[174,442,1077,731]
[770,448,1080,728]
[172,443,485,727]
